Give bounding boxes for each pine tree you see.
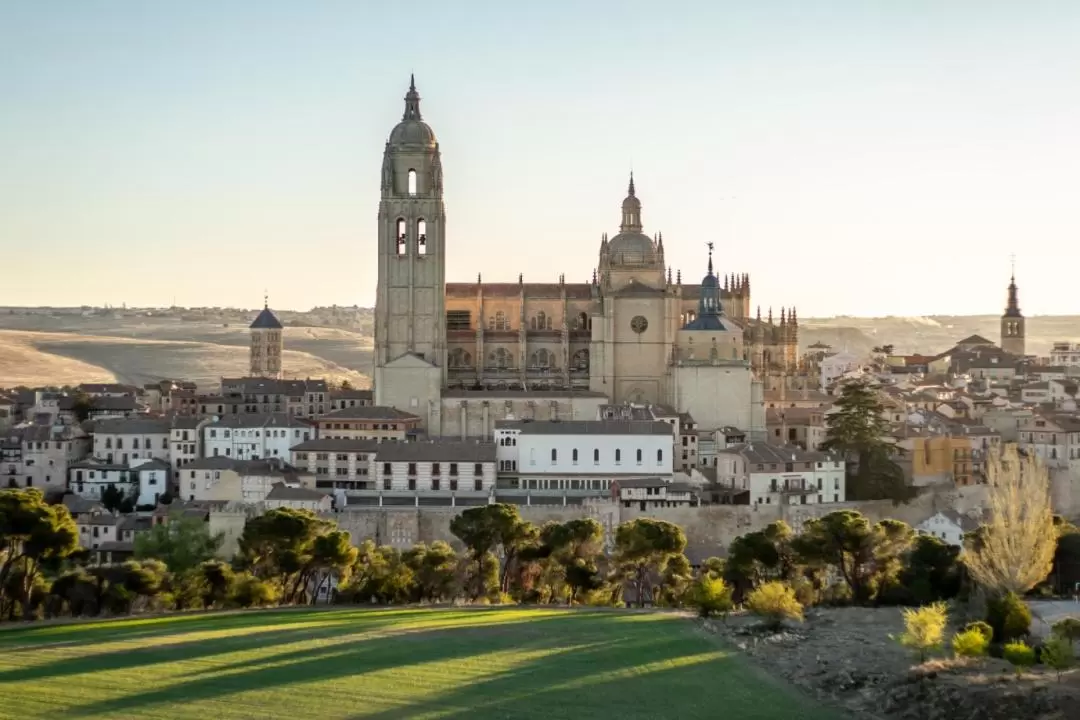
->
[821,379,912,503]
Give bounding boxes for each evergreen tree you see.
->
[821,379,912,502]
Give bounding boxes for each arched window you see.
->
[593,448,599,463]
[530,349,553,369]
[572,448,578,463]
[636,448,642,463]
[395,218,407,255]
[491,311,508,331]
[657,448,663,464]
[615,449,622,463]
[407,169,417,196]
[417,219,427,255]
[572,349,589,371]
[536,311,546,330]
[576,312,589,331]
[488,348,512,369]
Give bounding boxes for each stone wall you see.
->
[324,484,993,559]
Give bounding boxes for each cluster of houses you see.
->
[1,329,1077,563]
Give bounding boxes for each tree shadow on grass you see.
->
[0,621,370,686]
[0,607,448,652]
[65,612,673,718]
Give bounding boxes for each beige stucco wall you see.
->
[673,362,754,432]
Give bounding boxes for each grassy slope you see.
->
[0,608,837,720]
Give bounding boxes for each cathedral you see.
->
[373,78,797,438]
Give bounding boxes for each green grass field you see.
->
[0,607,838,719]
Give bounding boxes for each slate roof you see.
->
[290,438,383,452]
[372,441,496,463]
[316,406,421,421]
[957,334,995,346]
[205,413,313,429]
[250,306,283,329]
[719,443,842,465]
[266,483,330,502]
[91,417,171,435]
[498,420,674,436]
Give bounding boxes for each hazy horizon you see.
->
[3,2,1079,317]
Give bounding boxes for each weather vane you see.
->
[707,241,714,253]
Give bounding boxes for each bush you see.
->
[230,575,279,608]
[1003,641,1036,677]
[952,628,990,658]
[1052,618,1080,647]
[963,620,994,642]
[745,581,803,630]
[689,575,734,619]
[896,602,948,662]
[986,592,1031,641]
[1042,634,1075,680]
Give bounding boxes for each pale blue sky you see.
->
[2,1,1078,316]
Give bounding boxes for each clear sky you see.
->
[2,1,1078,317]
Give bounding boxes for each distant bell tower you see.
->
[373,77,447,429]
[1000,259,1025,357]
[250,296,283,378]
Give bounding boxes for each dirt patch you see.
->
[699,607,1078,720]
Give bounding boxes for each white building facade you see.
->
[714,444,847,506]
[494,419,675,501]
[92,418,171,466]
[203,413,314,461]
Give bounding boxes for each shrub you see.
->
[963,620,994,642]
[1042,634,1075,681]
[745,581,803,630]
[1052,618,1080,647]
[230,575,279,608]
[986,592,1031,641]
[952,628,990,658]
[896,602,948,662]
[1003,641,1036,677]
[689,575,734,619]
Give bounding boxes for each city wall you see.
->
[319,483,998,560]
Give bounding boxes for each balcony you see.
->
[771,483,816,494]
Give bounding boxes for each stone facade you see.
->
[372,79,794,438]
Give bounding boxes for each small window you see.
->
[407,169,417,196]
[657,449,663,464]
[572,448,578,463]
[636,449,642,463]
[615,449,621,463]
[551,448,557,463]
[593,448,599,464]
[417,219,427,255]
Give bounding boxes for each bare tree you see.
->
[964,444,1056,595]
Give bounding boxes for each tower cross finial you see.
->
[628,171,635,196]
[1010,253,1016,281]
[263,290,268,309]
[706,241,714,276]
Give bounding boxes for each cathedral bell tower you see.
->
[1000,261,1025,357]
[374,76,447,427]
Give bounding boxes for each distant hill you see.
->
[0,307,1075,388]
[801,315,1080,357]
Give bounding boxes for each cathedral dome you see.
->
[387,75,437,147]
[389,120,437,147]
[607,232,657,264]
[607,173,657,265]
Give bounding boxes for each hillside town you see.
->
[3,276,1079,565]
